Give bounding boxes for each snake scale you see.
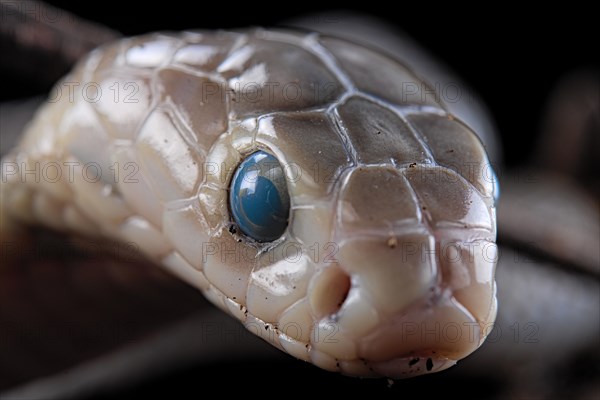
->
[0,28,499,378]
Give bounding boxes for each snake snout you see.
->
[304,232,497,377]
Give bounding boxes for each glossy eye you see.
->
[491,167,500,203]
[229,151,290,242]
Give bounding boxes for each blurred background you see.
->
[1,1,598,399]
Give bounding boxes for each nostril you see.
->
[309,264,351,318]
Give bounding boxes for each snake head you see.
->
[201,98,498,378]
[2,30,498,379]
[189,31,500,375]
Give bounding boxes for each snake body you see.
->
[0,29,498,378]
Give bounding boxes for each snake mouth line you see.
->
[368,356,457,378]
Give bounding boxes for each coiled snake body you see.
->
[0,29,498,378]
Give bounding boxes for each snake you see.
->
[0,28,499,378]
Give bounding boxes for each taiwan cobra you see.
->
[0,27,500,378]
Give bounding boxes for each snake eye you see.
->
[229,151,290,242]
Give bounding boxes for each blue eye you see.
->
[229,151,290,242]
[489,166,500,204]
